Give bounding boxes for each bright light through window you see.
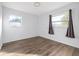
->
[9,15,22,27]
[52,13,69,27]
[52,15,65,22]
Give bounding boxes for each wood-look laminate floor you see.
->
[0,36,79,56]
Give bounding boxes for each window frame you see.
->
[9,15,22,27]
[52,13,69,27]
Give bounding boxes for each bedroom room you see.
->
[0,2,79,56]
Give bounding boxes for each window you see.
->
[9,15,22,27]
[52,12,69,27]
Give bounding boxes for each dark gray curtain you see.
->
[48,15,54,34]
[66,9,75,38]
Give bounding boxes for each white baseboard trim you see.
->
[40,36,79,49]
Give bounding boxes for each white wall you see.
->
[0,3,2,49]
[2,7,37,43]
[38,3,79,48]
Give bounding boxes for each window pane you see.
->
[52,12,69,27]
[52,12,69,22]
[9,15,22,27]
[52,15,65,22]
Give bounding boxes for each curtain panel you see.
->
[66,9,75,38]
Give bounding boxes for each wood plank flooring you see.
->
[0,36,79,56]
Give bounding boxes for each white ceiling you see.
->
[2,2,71,15]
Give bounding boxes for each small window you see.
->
[9,15,22,27]
[52,12,69,27]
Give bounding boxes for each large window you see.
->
[9,15,22,27]
[52,12,69,27]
